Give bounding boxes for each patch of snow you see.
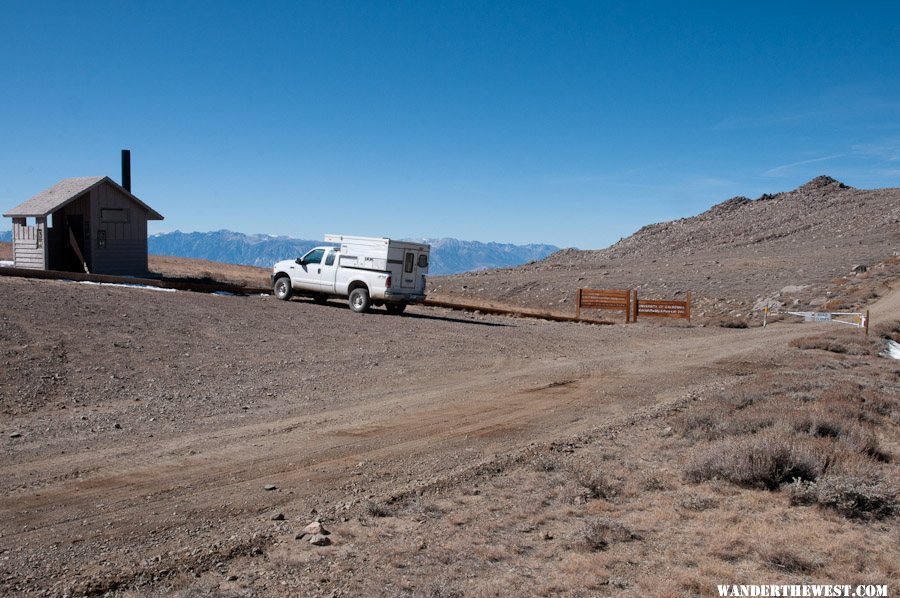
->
[76,281,178,293]
[212,291,235,296]
[882,340,900,360]
[0,260,13,267]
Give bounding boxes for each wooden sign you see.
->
[576,288,632,322]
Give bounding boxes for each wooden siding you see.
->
[89,183,150,275]
[12,221,47,269]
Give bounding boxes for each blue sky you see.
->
[1,1,898,248]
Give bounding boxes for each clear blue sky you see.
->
[1,1,898,248]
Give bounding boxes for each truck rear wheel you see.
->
[349,288,371,313]
[385,303,406,315]
[274,276,293,301]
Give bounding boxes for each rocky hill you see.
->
[429,176,900,321]
[148,230,558,276]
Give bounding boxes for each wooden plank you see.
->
[576,288,632,323]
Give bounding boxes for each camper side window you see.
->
[418,254,428,268]
[404,253,415,273]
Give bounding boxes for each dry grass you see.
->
[789,332,873,355]
[148,254,270,288]
[0,241,11,261]
[873,319,900,342]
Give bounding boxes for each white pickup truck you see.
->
[271,235,430,314]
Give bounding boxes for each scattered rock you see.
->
[302,521,329,536]
[263,484,277,491]
[271,513,285,521]
[9,432,22,438]
[308,534,331,546]
[852,264,867,273]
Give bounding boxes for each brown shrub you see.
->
[790,408,889,461]
[790,335,871,355]
[581,518,639,551]
[677,494,718,511]
[712,317,749,329]
[872,319,900,342]
[365,500,395,518]
[788,474,897,519]
[573,467,620,501]
[686,432,828,490]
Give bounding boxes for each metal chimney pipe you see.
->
[121,149,131,192]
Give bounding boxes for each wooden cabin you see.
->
[3,176,163,275]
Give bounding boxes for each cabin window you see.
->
[100,208,129,223]
[418,254,428,268]
[325,252,336,266]
[404,253,415,273]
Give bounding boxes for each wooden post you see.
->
[632,289,638,322]
[624,288,631,323]
[865,310,869,336]
[575,288,582,321]
[685,291,692,322]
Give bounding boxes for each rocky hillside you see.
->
[148,230,558,276]
[429,176,900,321]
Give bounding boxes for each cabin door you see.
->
[65,215,88,272]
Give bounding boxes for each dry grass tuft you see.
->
[763,547,821,573]
[677,494,719,511]
[365,500,395,518]
[712,317,749,329]
[581,517,639,551]
[573,467,620,501]
[532,453,559,472]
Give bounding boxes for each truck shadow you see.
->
[297,298,512,327]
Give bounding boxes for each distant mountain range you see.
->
[0,230,10,242]
[147,230,559,275]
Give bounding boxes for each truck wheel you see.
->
[349,288,371,313]
[274,276,293,301]
[386,303,406,315]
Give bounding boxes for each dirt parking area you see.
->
[1,275,897,596]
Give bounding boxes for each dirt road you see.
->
[0,276,893,595]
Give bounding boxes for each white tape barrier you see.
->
[762,307,868,332]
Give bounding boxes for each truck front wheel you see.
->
[349,288,371,313]
[274,276,293,301]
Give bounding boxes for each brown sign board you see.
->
[635,292,691,321]
[576,288,632,323]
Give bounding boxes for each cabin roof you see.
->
[3,176,164,220]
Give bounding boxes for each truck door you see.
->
[317,249,338,293]
[292,247,325,291]
[400,250,418,288]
